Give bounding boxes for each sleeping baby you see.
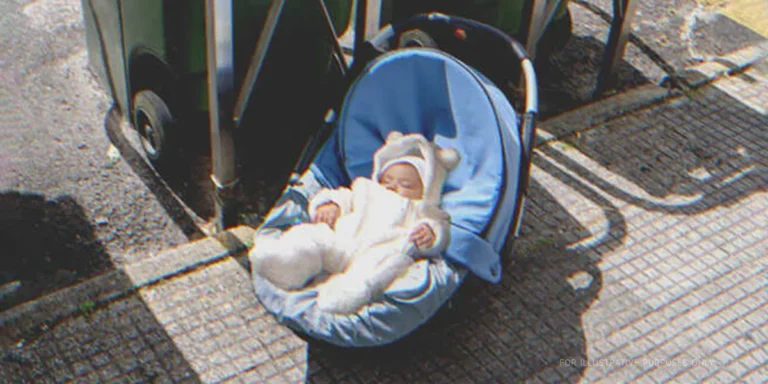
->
[249,131,460,314]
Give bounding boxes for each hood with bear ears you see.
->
[372,132,461,204]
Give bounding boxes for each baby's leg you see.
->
[321,233,355,275]
[349,246,414,296]
[324,227,406,275]
[317,244,413,314]
[249,223,334,290]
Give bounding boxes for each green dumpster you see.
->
[83,0,350,168]
[83,0,569,168]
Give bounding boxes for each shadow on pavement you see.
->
[540,34,653,118]
[0,192,113,312]
[0,193,202,382]
[540,78,767,215]
[0,278,201,383]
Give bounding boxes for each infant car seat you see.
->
[250,13,539,347]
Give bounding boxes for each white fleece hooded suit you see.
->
[250,132,460,314]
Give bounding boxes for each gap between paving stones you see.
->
[0,226,256,351]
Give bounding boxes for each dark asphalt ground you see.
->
[1,0,764,309]
[0,0,200,310]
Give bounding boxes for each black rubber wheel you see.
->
[132,90,175,168]
[398,29,439,49]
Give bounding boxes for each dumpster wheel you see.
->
[132,90,175,168]
[398,29,439,49]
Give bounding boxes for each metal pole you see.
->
[526,0,547,60]
[205,0,239,230]
[233,0,286,126]
[353,0,368,56]
[594,0,638,97]
[525,0,562,60]
[364,0,382,41]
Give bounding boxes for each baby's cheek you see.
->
[402,189,418,200]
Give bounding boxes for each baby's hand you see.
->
[314,202,340,229]
[410,223,436,251]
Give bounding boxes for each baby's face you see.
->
[379,163,424,200]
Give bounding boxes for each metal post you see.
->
[364,0,382,41]
[205,0,239,231]
[525,0,562,60]
[233,0,286,126]
[353,0,368,57]
[338,0,382,65]
[594,0,638,97]
[526,0,547,59]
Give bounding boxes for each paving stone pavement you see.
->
[1,50,767,384]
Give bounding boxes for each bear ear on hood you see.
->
[437,148,461,170]
[386,131,404,143]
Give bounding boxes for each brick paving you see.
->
[0,295,198,383]
[1,52,766,383]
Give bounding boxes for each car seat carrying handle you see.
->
[367,13,539,235]
[368,13,538,114]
